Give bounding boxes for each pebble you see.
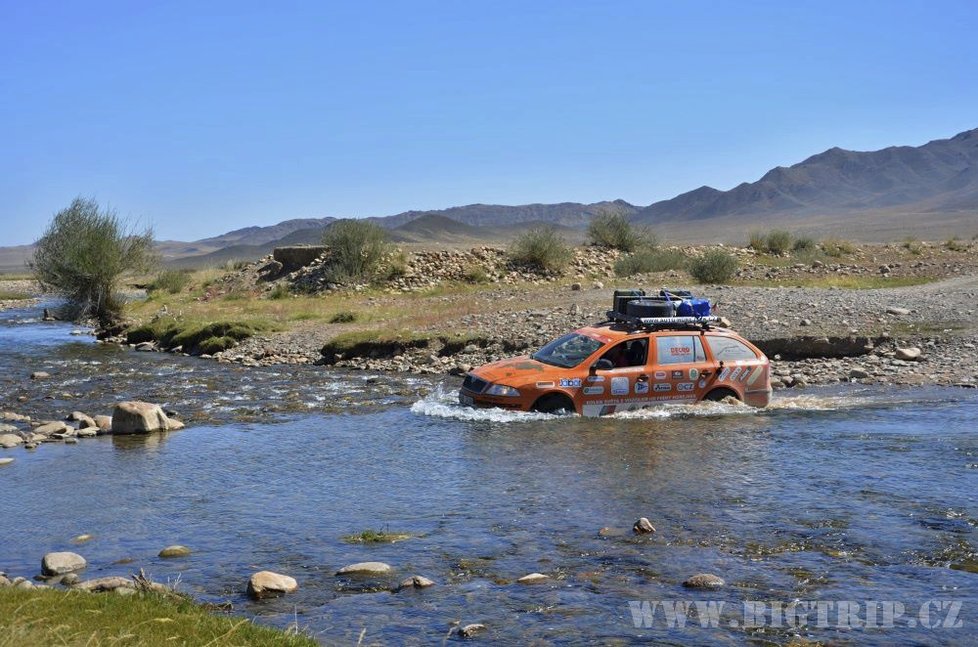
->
[247,571,299,599]
[336,561,393,575]
[158,545,192,558]
[41,551,87,575]
[0,457,13,466]
[517,573,549,584]
[460,623,487,638]
[633,517,656,534]
[30,371,51,380]
[682,573,725,589]
[396,575,435,590]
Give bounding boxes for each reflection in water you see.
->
[2,301,977,645]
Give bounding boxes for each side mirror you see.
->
[591,358,614,373]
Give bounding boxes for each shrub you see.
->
[747,230,767,251]
[792,236,817,253]
[945,236,969,252]
[614,249,687,277]
[222,259,249,272]
[382,250,409,280]
[462,265,489,284]
[508,226,572,273]
[764,229,794,255]
[149,269,191,294]
[321,219,391,283]
[821,237,855,257]
[902,237,923,255]
[688,250,738,284]
[587,212,656,252]
[197,335,237,355]
[329,311,357,323]
[29,197,157,324]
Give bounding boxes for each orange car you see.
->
[459,296,771,416]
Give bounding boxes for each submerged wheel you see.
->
[532,393,575,414]
[704,388,739,402]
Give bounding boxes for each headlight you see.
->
[485,383,520,397]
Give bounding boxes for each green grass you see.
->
[614,249,687,276]
[0,588,316,647]
[126,320,275,354]
[341,528,412,544]
[0,290,31,300]
[328,310,358,323]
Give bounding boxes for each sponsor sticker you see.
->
[729,366,743,382]
[739,368,752,382]
[634,381,649,395]
[718,366,732,381]
[559,378,582,388]
[689,368,699,380]
[611,376,629,396]
[536,381,555,388]
[654,383,672,392]
[586,375,605,383]
[671,370,684,379]
[698,379,706,388]
[677,382,694,392]
[654,371,667,380]
[583,386,604,395]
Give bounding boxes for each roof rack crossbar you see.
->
[603,311,720,330]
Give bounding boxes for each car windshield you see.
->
[531,333,604,368]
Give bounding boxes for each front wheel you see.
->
[532,393,575,414]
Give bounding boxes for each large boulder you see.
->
[247,571,298,599]
[41,551,87,576]
[111,402,176,434]
[0,434,23,448]
[67,411,97,429]
[93,415,113,433]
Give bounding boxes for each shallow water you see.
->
[2,302,977,645]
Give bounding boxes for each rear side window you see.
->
[655,335,706,365]
[707,336,758,361]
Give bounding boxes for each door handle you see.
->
[700,370,713,378]
[637,374,649,382]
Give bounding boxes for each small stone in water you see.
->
[158,545,192,558]
[633,517,656,534]
[517,573,549,584]
[682,573,725,589]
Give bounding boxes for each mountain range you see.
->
[2,127,975,271]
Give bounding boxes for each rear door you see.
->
[650,333,715,402]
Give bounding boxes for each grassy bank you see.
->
[0,588,316,646]
[0,290,31,301]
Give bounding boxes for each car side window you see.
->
[706,336,758,361]
[655,335,706,365]
[599,338,648,368]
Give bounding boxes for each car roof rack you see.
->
[603,311,721,331]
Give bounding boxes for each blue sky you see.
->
[2,0,976,244]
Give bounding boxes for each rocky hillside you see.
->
[634,128,978,236]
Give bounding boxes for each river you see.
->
[1,301,976,645]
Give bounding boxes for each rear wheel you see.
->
[704,388,739,402]
[532,393,575,414]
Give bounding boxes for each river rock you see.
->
[60,573,81,586]
[76,427,98,438]
[0,457,14,466]
[895,347,922,361]
[30,371,51,380]
[0,412,30,423]
[72,534,94,544]
[34,421,69,436]
[886,306,911,315]
[41,551,87,576]
[0,433,23,448]
[94,415,112,433]
[396,575,435,590]
[75,576,134,592]
[849,368,870,379]
[0,423,18,433]
[0,574,11,587]
[111,401,174,434]
[460,623,486,637]
[633,517,656,534]
[159,545,192,558]
[67,411,97,428]
[247,571,299,598]
[682,573,725,589]
[336,561,393,576]
[517,573,549,584]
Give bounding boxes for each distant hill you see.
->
[376,199,638,230]
[389,214,491,244]
[634,127,978,241]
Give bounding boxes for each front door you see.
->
[580,336,651,416]
[649,333,715,402]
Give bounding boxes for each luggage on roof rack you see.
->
[612,289,645,315]
[606,288,714,329]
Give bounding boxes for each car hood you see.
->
[470,356,555,384]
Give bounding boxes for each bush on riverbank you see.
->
[508,226,572,273]
[321,219,392,283]
[149,269,193,294]
[587,212,656,252]
[0,588,315,646]
[29,197,157,325]
[614,249,687,277]
[688,250,738,284]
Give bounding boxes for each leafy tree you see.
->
[30,198,156,324]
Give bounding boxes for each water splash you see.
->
[410,386,562,422]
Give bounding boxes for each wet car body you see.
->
[460,322,771,416]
